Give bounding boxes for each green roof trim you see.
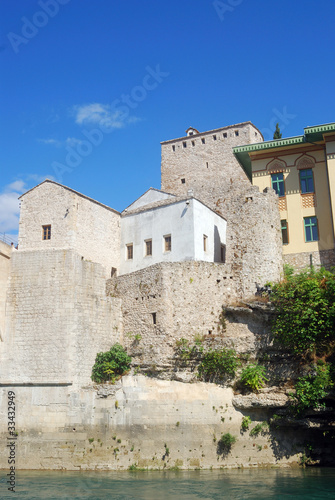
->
[233,122,335,180]
[233,136,305,180]
[304,123,335,143]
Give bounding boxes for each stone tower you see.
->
[161,122,282,295]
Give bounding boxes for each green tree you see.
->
[273,123,282,140]
[270,268,335,355]
[291,361,333,415]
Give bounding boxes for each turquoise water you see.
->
[1,468,335,499]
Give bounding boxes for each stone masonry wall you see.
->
[225,187,283,295]
[108,261,240,367]
[18,181,121,276]
[1,249,122,386]
[283,249,335,271]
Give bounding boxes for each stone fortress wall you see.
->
[108,261,237,367]
[1,249,121,387]
[0,241,12,343]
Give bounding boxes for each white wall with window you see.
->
[119,198,227,275]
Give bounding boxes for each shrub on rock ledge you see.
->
[91,343,132,384]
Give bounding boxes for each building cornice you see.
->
[234,122,335,180]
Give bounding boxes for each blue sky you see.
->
[1,0,334,239]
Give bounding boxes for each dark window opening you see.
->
[201,138,205,144]
[192,141,195,146]
[145,240,152,256]
[181,178,186,184]
[213,135,217,140]
[208,330,212,335]
[235,130,239,137]
[172,145,175,151]
[126,244,133,260]
[183,141,187,148]
[223,133,227,138]
[152,312,157,325]
[111,267,117,277]
[281,220,289,245]
[42,225,51,240]
[220,244,226,263]
[164,235,172,252]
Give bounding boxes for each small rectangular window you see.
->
[183,141,187,148]
[223,133,227,138]
[206,162,209,168]
[42,225,51,240]
[220,244,226,263]
[213,135,217,140]
[300,169,314,194]
[126,244,133,260]
[191,141,195,146]
[181,178,186,184]
[281,220,289,244]
[172,145,175,151]
[164,235,171,252]
[201,138,205,144]
[304,217,318,242]
[152,312,157,325]
[203,235,208,252]
[271,173,285,197]
[235,130,239,137]
[145,239,152,256]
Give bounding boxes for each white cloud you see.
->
[65,137,84,147]
[0,176,55,237]
[73,103,132,130]
[37,138,62,147]
[37,137,85,148]
[0,181,25,235]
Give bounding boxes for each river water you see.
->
[1,468,335,499]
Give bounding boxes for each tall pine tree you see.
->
[273,123,282,140]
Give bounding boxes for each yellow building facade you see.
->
[234,123,335,270]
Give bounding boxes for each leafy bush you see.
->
[290,361,333,415]
[270,267,335,355]
[241,416,252,432]
[217,433,236,454]
[91,343,132,383]
[240,363,268,392]
[198,348,239,381]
